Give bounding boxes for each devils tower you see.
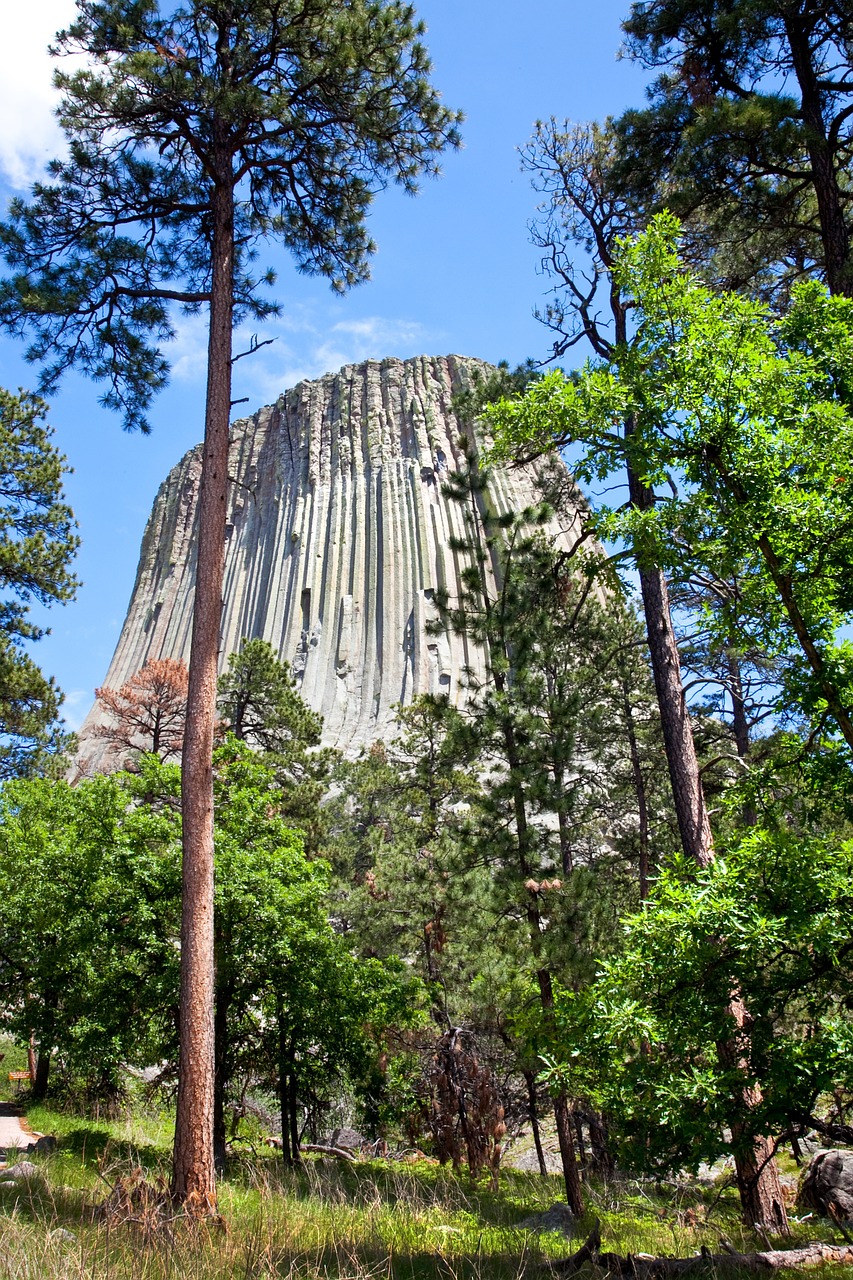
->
[76,354,584,765]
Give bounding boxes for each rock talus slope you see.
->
[77,355,585,763]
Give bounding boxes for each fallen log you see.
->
[301,1143,358,1162]
[552,1222,853,1275]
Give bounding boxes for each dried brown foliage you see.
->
[425,1028,506,1185]
[95,658,189,767]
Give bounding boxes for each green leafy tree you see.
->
[612,0,853,298]
[257,929,418,1163]
[494,216,853,760]
[208,740,329,1169]
[0,746,416,1164]
[0,772,181,1100]
[488,215,853,1229]
[0,0,460,1205]
[558,830,853,1179]
[0,388,78,777]
[139,739,418,1167]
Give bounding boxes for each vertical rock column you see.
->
[77,354,585,765]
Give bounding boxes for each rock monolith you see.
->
[76,355,585,765]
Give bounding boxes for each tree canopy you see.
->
[488,214,853,761]
[0,0,462,429]
[612,0,853,297]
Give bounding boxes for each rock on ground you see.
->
[799,1149,853,1221]
[325,1127,365,1150]
[517,1202,576,1237]
[0,1160,40,1182]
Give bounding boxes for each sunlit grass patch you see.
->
[2,1113,850,1280]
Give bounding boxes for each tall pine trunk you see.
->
[626,455,713,870]
[537,965,584,1215]
[172,163,234,1210]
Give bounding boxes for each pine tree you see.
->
[217,638,334,853]
[433,441,641,1215]
[0,388,78,778]
[95,657,189,766]
[327,695,482,1026]
[0,1,460,1207]
[612,0,853,298]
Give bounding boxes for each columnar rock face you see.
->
[77,354,584,764]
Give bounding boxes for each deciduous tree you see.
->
[564,829,853,1182]
[0,772,181,1100]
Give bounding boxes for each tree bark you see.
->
[718,996,789,1235]
[627,474,714,870]
[538,966,584,1215]
[524,1069,549,1177]
[783,12,852,298]
[32,1052,50,1102]
[553,1089,585,1216]
[587,1110,615,1178]
[172,162,234,1211]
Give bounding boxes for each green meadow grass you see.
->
[1,1105,850,1280]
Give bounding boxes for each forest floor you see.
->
[1,1102,852,1280]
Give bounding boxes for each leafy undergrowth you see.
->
[1,1108,849,1280]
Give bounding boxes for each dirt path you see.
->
[0,1101,42,1157]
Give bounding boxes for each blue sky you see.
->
[0,1,649,729]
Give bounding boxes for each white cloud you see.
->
[61,687,91,732]
[231,312,432,405]
[168,306,435,408]
[169,313,211,383]
[0,5,77,189]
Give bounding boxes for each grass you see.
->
[1,1104,850,1280]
